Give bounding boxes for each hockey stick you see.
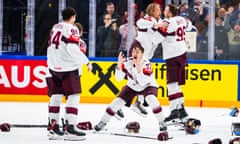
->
[11,124,48,128]
[11,118,63,128]
[110,132,173,140]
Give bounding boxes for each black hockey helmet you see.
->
[232,123,240,136]
[184,118,201,134]
[208,138,222,144]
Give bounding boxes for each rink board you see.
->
[0,55,239,108]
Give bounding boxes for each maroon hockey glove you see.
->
[77,121,92,130]
[0,123,11,132]
[158,131,169,141]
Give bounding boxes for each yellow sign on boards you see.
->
[81,61,238,102]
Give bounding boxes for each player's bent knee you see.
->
[109,98,126,112]
[145,95,160,108]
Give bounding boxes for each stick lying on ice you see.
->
[11,124,48,128]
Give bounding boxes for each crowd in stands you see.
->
[95,0,240,60]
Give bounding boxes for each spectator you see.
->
[96,13,120,57]
[227,19,240,60]
[188,0,209,26]
[224,4,235,31]
[217,7,226,18]
[116,0,127,21]
[214,16,229,60]
[118,20,137,52]
[172,0,181,5]
[97,1,121,27]
[198,16,229,60]
[121,3,140,25]
[118,3,140,52]
[152,0,165,12]
[2,31,12,51]
[179,1,201,26]
[179,2,189,14]
[229,1,240,28]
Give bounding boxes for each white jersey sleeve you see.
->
[66,43,89,65]
[136,16,155,29]
[152,28,165,45]
[185,18,193,32]
[77,39,89,76]
[115,66,126,82]
[116,57,158,91]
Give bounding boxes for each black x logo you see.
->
[90,63,119,95]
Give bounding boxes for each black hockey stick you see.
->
[110,132,173,140]
[11,124,48,128]
[11,118,62,128]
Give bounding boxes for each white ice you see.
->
[0,102,238,144]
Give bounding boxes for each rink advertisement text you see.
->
[0,59,238,102]
[0,59,48,94]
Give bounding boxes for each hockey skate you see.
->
[94,121,106,132]
[63,121,86,141]
[164,109,180,123]
[164,105,189,125]
[179,106,188,122]
[47,119,64,140]
[159,122,167,131]
[115,109,124,120]
[131,102,148,117]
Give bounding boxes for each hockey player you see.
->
[127,3,168,117]
[152,4,193,123]
[46,7,91,140]
[94,43,167,132]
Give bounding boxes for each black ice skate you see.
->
[94,121,106,132]
[159,122,167,131]
[64,121,86,141]
[115,109,124,120]
[131,101,148,117]
[48,119,64,140]
[164,109,180,123]
[179,106,188,122]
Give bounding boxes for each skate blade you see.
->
[64,135,86,141]
[131,106,147,117]
[114,115,123,121]
[48,134,63,140]
[165,119,183,126]
[180,116,188,123]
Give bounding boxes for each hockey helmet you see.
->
[229,137,240,144]
[230,107,239,117]
[232,123,240,136]
[184,118,201,134]
[126,121,140,133]
[208,138,222,144]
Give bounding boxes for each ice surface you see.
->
[0,102,238,144]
